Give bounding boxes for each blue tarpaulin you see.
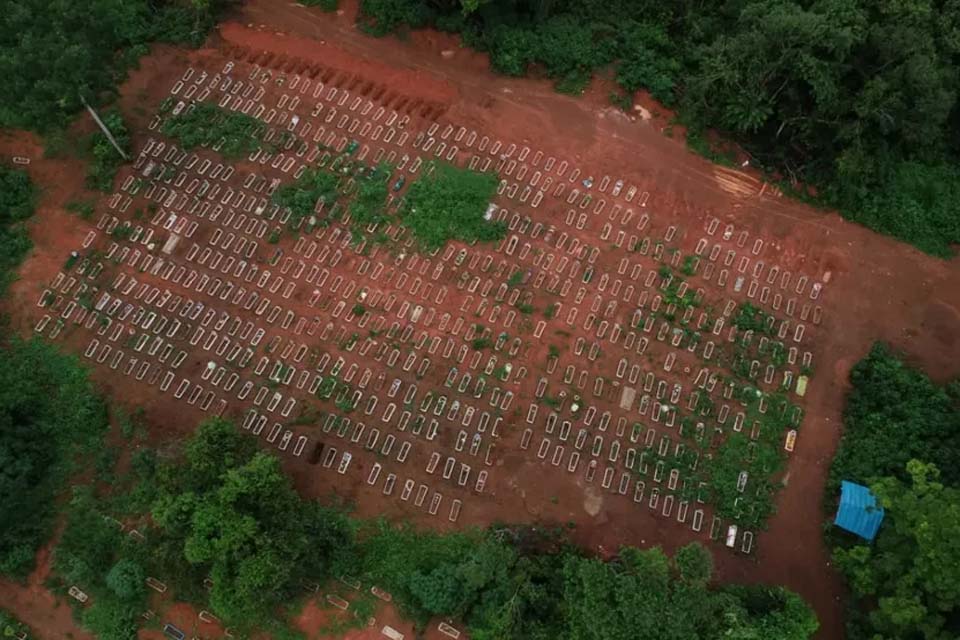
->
[834,481,885,541]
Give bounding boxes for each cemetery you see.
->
[5,2,960,638]
[22,30,829,565]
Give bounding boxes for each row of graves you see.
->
[33,52,827,555]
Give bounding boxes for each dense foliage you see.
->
[832,461,960,640]
[358,0,960,255]
[86,110,131,192]
[348,163,392,227]
[829,342,960,492]
[52,419,817,638]
[273,158,499,249]
[0,609,30,639]
[302,0,340,10]
[273,167,340,223]
[0,339,108,577]
[400,161,504,250]
[0,165,36,292]
[360,524,818,639]
[829,346,960,639]
[148,419,355,628]
[160,102,266,159]
[53,419,353,637]
[0,0,233,133]
[54,487,148,640]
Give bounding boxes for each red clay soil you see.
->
[2,3,960,640]
[0,537,92,640]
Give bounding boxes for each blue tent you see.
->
[834,481,885,541]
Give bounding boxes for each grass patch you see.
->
[273,167,340,225]
[400,161,504,250]
[160,102,266,159]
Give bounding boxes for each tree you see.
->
[830,342,960,491]
[833,461,960,640]
[151,425,354,628]
[0,339,107,577]
[674,543,713,586]
[80,598,139,640]
[106,559,146,602]
[354,0,960,255]
[0,1,230,132]
[183,417,258,489]
[0,165,35,292]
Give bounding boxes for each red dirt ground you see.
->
[2,3,960,640]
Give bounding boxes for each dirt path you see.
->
[0,538,91,640]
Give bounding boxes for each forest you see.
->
[829,344,960,640]
[48,418,819,640]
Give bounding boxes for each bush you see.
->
[273,167,340,224]
[302,0,339,10]
[67,199,96,219]
[349,164,391,227]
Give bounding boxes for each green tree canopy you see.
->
[105,558,147,602]
[0,0,230,132]
[151,419,354,628]
[830,342,960,491]
[0,339,107,576]
[357,0,960,255]
[833,461,960,640]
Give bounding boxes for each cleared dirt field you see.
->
[2,2,960,639]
